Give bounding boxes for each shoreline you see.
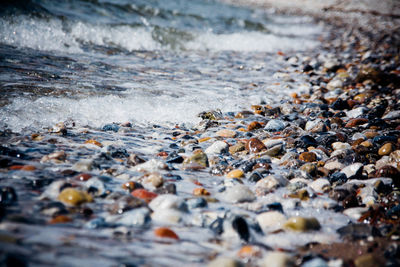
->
[219,0,400,264]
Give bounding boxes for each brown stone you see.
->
[226,169,245,179]
[193,187,210,196]
[299,152,317,162]
[361,140,373,148]
[247,121,263,131]
[378,143,394,156]
[85,139,103,147]
[246,138,266,153]
[354,254,384,267]
[364,131,379,139]
[229,142,246,154]
[345,118,369,128]
[376,165,399,181]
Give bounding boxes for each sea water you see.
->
[0,0,322,132]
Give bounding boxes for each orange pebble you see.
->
[10,165,36,171]
[49,215,72,224]
[85,139,103,147]
[10,165,23,170]
[21,165,36,171]
[154,227,179,240]
[193,187,210,196]
[247,121,263,131]
[198,137,211,143]
[238,245,261,258]
[131,189,157,202]
[157,151,168,157]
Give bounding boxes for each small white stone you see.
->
[111,208,150,227]
[257,211,287,232]
[324,161,345,171]
[73,159,93,172]
[219,184,255,203]
[358,186,377,206]
[382,110,400,120]
[351,133,366,141]
[260,251,294,267]
[131,159,166,172]
[205,141,229,155]
[149,194,187,212]
[326,79,343,90]
[309,178,330,193]
[323,58,339,70]
[331,142,351,151]
[363,164,376,175]
[343,207,369,221]
[256,175,289,193]
[305,119,322,131]
[142,173,163,188]
[346,107,368,119]
[263,139,284,149]
[151,209,184,224]
[342,163,363,178]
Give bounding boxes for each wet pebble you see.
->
[345,118,368,128]
[58,188,93,206]
[205,141,229,155]
[112,208,151,227]
[216,129,237,138]
[284,217,321,232]
[341,163,363,179]
[154,227,179,240]
[261,252,294,267]
[219,184,255,203]
[131,189,158,203]
[246,138,266,153]
[226,169,245,179]
[183,151,209,168]
[265,119,286,132]
[257,211,287,232]
[299,152,317,162]
[0,187,17,206]
[378,143,394,156]
[255,175,288,195]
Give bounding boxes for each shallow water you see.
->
[0,1,350,266]
[0,0,322,132]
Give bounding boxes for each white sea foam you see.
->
[0,86,246,132]
[0,14,321,132]
[0,17,159,53]
[0,16,320,53]
[188,31,319,52]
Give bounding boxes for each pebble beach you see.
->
[1,0,400,266]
